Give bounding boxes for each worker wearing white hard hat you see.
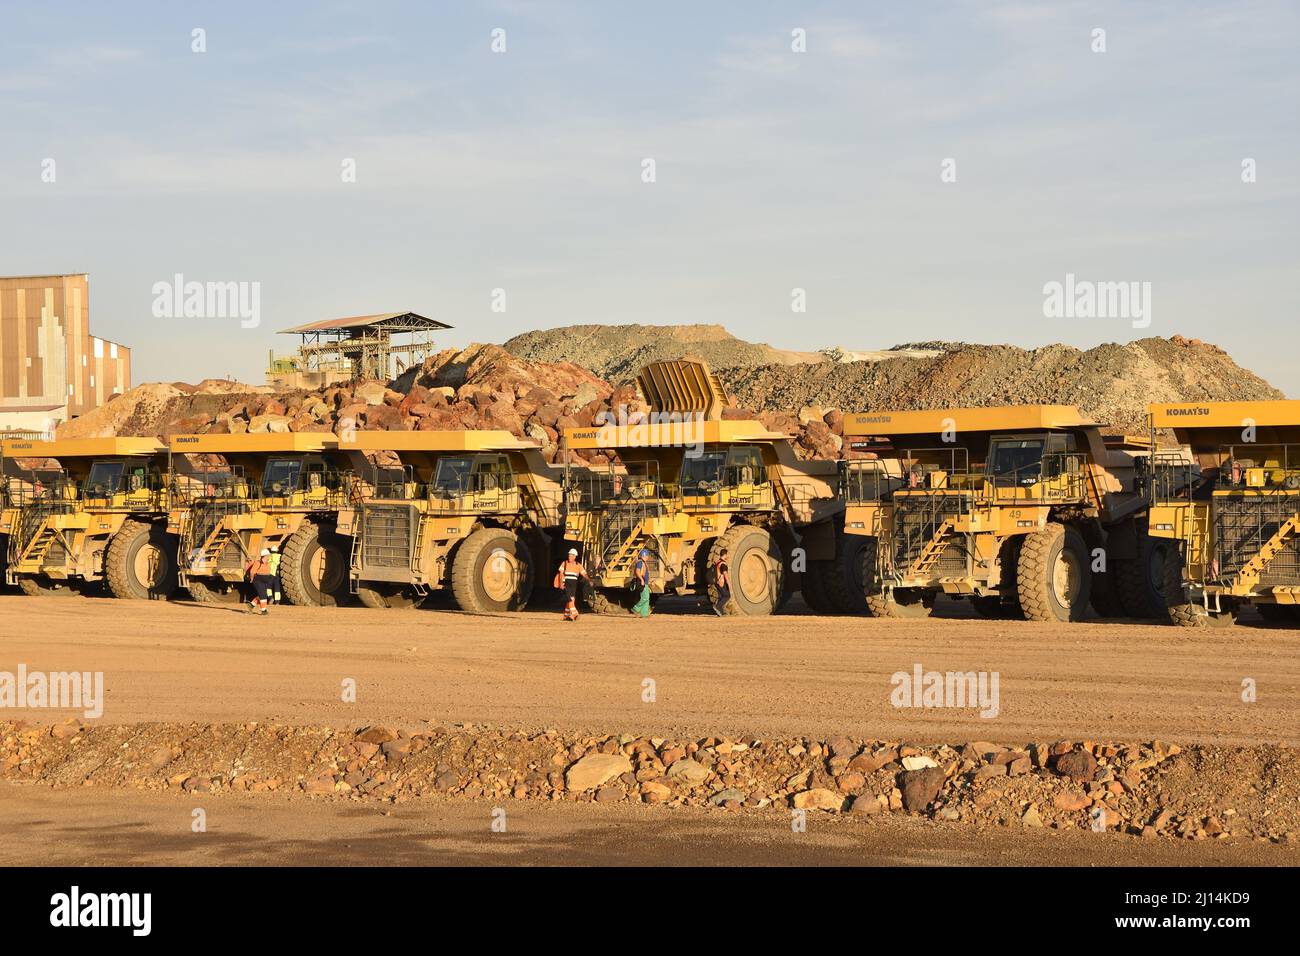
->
[245,547,276,615]
[557,548,590,621]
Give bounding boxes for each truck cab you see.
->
[560,359,841,616]
[342,431,562,613]
[836,406,1157,622]
[1148,399,1300,627]
[168,433,355,606]
[3,437,172,599]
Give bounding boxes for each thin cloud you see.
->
[59,46,142,66]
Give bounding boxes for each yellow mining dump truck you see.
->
[168,432,359,606]
[1148,400,1300,627]
[560,359,842,615]
[1,441,66,586]
[801,454,905,615]
[3,437,175,598]
[342,430,565,612]
[837,406,1161,621]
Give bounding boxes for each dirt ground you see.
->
[1,594,1296,744]
[0,785,1292,867]
[2,592,1296,865]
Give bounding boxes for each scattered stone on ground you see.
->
[3,719,1296,846]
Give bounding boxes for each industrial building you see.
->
[267,311,451,390]
[0,273,131,434]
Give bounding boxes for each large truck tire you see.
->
[1115,528,1170,619]
[860,532,935,618]
[826,533,872,615]
[1089,563,1125,618]
[105,518,178,601]
[356,582,426,610]
[524,531,560,609]
[1017,523,1092,623]
[281,519,352,607]
[708,524,783,616]
[186,578,245,604]
[17,575,78,597]
[1163,550,1236,628]
[693,538,718,598]
[993,537,1026,620]
[800,561,836,613]
[866,587,935,618]
[450,527,534,614]
[587,587,640,615]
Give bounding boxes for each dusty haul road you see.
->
[1,593,1296,866]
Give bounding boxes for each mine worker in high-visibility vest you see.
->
[557,548,591,620]
[245,549,275,615]
[267,545,283,604]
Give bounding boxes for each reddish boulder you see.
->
[899,767,946,812]
[363,404,405,430]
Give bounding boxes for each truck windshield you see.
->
[373,466,408,498]
[433,457,473,496]
[197,470,238,497]
[85,460,126,496]
[261,458,303,495]
[724,446,765,483]
[989,440,1045,483]
[680,451,725,491]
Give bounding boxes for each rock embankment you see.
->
[57,329,1283,458]
[5,719,1296,845]
[506,327,1283,436]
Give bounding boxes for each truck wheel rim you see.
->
[1051,549,1081,607]
[311,545,344,594]
[738,549,771,603]
[134,543,163,586]
[482,548,518,602]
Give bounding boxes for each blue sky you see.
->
[1,1,1296,393]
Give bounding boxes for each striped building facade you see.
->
[0,274,131,431]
